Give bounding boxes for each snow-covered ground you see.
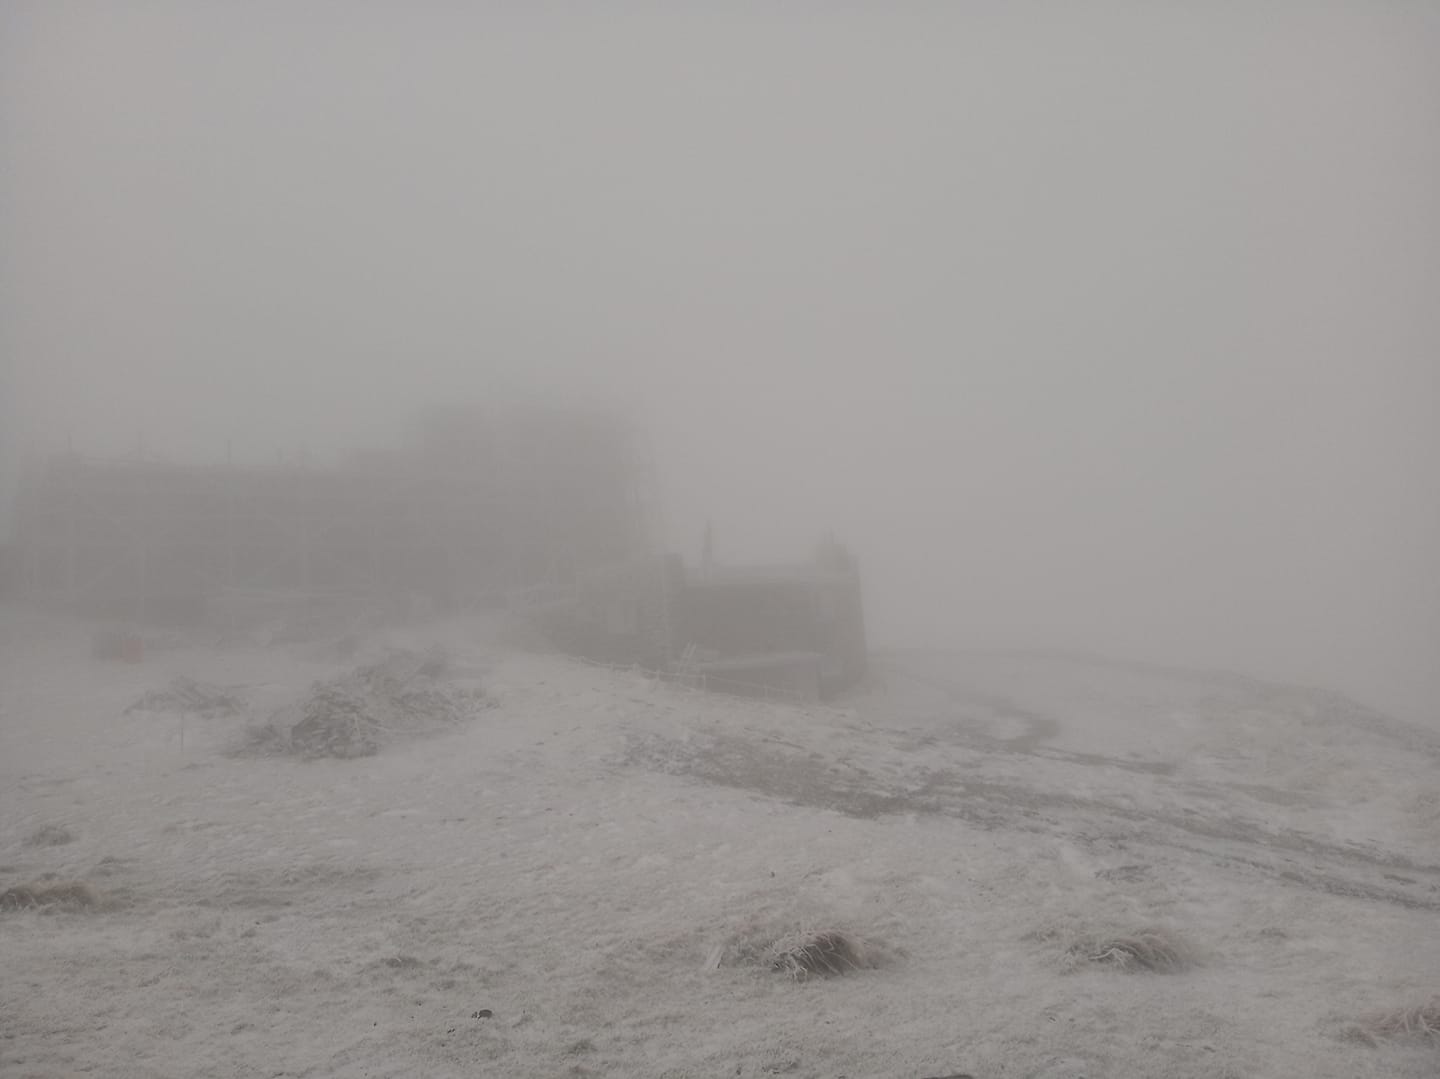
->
[1,607,1436,1079]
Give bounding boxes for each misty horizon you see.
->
[3,3,1437,725]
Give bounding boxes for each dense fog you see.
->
[3,3,1437,724]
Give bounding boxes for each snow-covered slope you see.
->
[2,609,1436,1078]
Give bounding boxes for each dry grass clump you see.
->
[767,927,886,980]
[288,682,381,759]
[227,647,486,760]
[1345,997,1440,1045]
[714,918,896,981]
[127,676,246,717]
[0,879,101,911]
[227,720,293,758]
[25,823,75,847]
[1064,926,1195,973]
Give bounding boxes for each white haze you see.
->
[2,3,1437,725]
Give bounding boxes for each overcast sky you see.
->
[2,3,1437,723]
